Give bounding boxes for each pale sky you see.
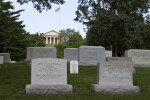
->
[4,0,87,38]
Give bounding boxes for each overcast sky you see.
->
[4,0,87,38]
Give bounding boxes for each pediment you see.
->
[44,30,59,36]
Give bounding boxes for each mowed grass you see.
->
[0,63,150,100]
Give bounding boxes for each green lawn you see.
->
[0,63,150,100]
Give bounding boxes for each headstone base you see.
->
[134,64,150,68]
[91,84,139,94]
[26,84,73,95]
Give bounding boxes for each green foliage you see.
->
[75,0,150,56]
[55,43,67,58]
[0,0,46,61]
[55,29,85,58]
[17,0,65,12]
[0,0,27,61]
[1,63,150,99]
[24,33,46,47]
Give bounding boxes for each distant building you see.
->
[42,30,59,44]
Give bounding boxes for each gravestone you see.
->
[91,62,139,94]
[106,57,135,73]
[105,51,112,57]
[0,53,11,63]
[25,58,72,94]
[125,49,150,67]
[24,47,56,65]
[0,56,3,64]
[79,46,105,66]
[70,60,78,74]
[64,48,78,62]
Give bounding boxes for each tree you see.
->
[55,28,85,58]
[24,33,45,47]
[0,0,28,61]
[75,0,150,56]
[17,0,65,12]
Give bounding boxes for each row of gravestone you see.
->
[25,58,139,94]
[25,46,150,67]
[0,53,11,64]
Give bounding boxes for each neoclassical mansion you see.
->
[42,30,59,44]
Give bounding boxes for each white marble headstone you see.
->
[70,60,78,74]
[31,58,67,85]
[0,56,3,64]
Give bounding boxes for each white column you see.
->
[46,37,48,44]
[50,37,51,44]
[54,37,55,44]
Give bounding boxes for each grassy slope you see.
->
[0,63,150,100]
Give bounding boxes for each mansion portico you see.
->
[42,30,59,44]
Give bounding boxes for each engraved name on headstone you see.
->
[98,62,133,86]
[70,60,78,74]
[31,58,67,85]
[106,57,135,73]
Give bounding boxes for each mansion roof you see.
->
[43,30,59,36]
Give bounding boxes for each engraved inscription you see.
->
[35,62,63,79]
[31,58,67,85]
[99,62,133,86]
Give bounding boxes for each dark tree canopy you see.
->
[17,0,65,12]
[75,0,150,56]
[0,0,45,61]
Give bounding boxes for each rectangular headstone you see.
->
[91,62,139,94]
[0,53,11,63]
[70,60,78,74]
[97,62,133,86]
[24,47,56,66]
[106,57,135,73]
[125,49,150,67]
[64,48,78,62]
[25,58,72,94]
[105,51,112,57]
[79,46,105,66]
[0,56,4,64]
[31,58,67,85]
